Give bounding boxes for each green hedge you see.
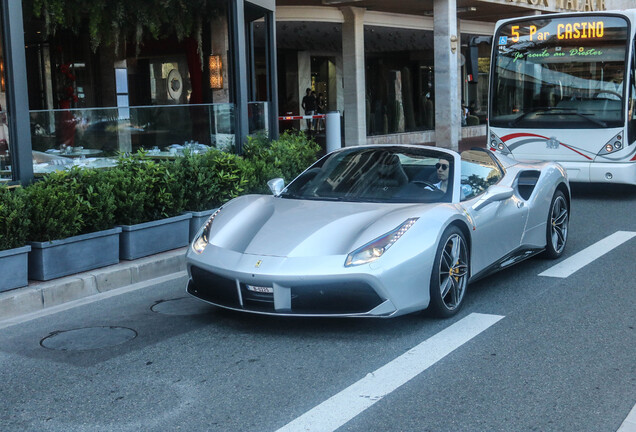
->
[25,167,120,242]
[0,186,30,250]
[242,131,321,193]
[174,148,247,212]
[107,153,187,226]
[0,130,320,250]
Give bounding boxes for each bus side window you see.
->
[630,41,636,144]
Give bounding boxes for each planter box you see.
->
[28,228,122,281]
[0,245,31,292]
[118,213,192,260]
[187,208,218,242]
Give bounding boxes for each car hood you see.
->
[208,194,441,258]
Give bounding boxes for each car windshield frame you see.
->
[280,146,456,204]
[490,14,630,129]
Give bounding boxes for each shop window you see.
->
[364,26,435,136]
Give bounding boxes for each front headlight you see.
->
[192,208,222,254]
[345,218,418,267]
[597,132,623,156]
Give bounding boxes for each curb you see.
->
[0,247,187,322]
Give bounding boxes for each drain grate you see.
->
[40,326,137,351]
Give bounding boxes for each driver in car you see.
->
[433,157,451,192]
[430,156,473,199]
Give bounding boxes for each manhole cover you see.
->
[151,297,211,316]
[41,326,137,351]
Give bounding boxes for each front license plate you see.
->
[246,285,274,294]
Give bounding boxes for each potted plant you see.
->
[110,153,191,260]
[175,149,247,241]
[26,167,122,281]
[0,186,31,291]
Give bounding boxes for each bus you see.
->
[487,10,636,185]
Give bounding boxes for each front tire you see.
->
[428,226,469,318]
[543,190,569,259]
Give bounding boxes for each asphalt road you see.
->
[1,183,635,432]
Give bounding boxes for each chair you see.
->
[466,115,479,126]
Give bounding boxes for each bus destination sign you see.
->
[507,20,605,43]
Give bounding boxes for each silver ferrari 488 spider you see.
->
[186,145,570,318]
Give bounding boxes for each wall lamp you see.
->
[209,55,223,89]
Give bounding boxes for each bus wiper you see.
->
[538,111,607,127]
[508,107,575,127]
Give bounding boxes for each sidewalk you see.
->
[0,248,187,323]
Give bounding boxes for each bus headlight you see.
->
[598,133,623,156]
[489,132,511,155]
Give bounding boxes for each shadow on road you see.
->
[190,303,452,341]
[570,183,636,200]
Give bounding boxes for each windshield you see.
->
[280,146,455,203]
[490,15,629,128]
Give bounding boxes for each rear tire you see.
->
[428,226,469,318]
[543,190,569,259]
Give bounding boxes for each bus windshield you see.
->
[490,15,629,129]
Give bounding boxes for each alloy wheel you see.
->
[550,195,569,255]
[438,233,468,311]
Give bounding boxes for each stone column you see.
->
[341,6,366,147]
[433,0,460,151]
[297,51,311,131]
[335,55,344,113]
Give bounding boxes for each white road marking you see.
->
[539,231,636,279]
[276,313,504,432]
[618,402,636,432]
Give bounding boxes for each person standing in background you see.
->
[301,88,316,132]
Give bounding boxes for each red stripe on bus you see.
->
[501,132,549,142]
[559,143,593,160]
[500,132,593,160]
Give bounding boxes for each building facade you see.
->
[0,0,628,184]
[1,0,278,184]
[274,0,617,150]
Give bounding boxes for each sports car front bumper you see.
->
[185,243,430,318]
[187,266,393,316]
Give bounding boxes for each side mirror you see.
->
[267,178,285,196]
[472,185,514,211]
